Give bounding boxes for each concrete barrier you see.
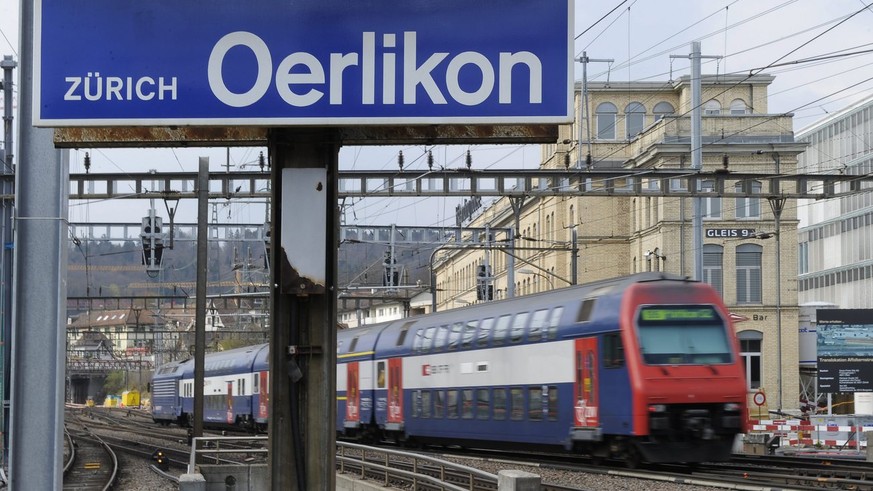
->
[498,469,542,491]
[337,473,402,490]
[179,473,206,491]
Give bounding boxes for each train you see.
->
[151,343,270,431]
[152,272,748,464]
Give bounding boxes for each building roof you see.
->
[68,308,162,330]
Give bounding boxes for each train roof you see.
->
[152,358,191,380]
[157,343,269,378]
[362,272,700,355]
[200,343,268,376]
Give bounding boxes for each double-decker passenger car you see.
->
[151,343,270,431]
[337,272,747,464]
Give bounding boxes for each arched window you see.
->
[737,330,762,389]
[653,101,675,120]
[730,99,748,115]
[736,244,763,304]
[625,102,646,139]
[735,180,762,219]
[703,244,723,297]
[596,102,617,140]
[704,99,721,115]
[545,215,551,242]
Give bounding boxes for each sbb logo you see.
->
[421,364,449,376]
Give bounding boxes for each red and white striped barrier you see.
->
[747,419,873,448]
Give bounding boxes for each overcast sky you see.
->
[1,1,872,230]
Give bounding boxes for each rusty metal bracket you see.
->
[287,345,323,356]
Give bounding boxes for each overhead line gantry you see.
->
[68,168,873,201]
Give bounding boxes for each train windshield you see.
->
[636,305,732,365]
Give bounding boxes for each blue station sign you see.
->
[34,0,573,127]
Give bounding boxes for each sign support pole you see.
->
[10,0,69,484]
[268,129,338,490]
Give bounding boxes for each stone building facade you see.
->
[433,74,805,412]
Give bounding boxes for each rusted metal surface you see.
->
[337,124,559,145]
[54,124,559,147]
[54,126,269,147]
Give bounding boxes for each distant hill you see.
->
[67,239,435,298]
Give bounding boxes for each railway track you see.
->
[400,445,873,491]
[74,406,873,490]
[63,425,118,491]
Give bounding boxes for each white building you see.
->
[796,94,873,308]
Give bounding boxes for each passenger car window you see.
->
[434,325,449,351]
[493,388,506,420]
[476,389,490,420]
[510,312,529,343]
[510,388,524,421]
[447,390,459,418]
[421,327,435,352]
[477,318,494,347]
[493,315,512,345]
[447,322,463,350]
[603,332,625,368]
[461,320,478,349]
[528,309,549,341]
[547,307,563,339]
[412,329,423,353]
[577,299,595,322]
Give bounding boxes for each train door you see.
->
[226,381,234,424]
[258,371,269,420]
[574,338,599,427]
[346,361,360,422]
[387,358,403,426]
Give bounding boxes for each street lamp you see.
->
[752,199,786,413]
[518,268,554,292]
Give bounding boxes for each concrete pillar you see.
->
[498,469,541,491]
[179,473,206,491]
[866,431,873,462]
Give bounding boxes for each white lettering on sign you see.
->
[64,72,178,102]
[207,31,543,108]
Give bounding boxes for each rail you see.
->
[187,435,269,473]
[336,441,498,491]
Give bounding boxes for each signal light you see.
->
[152,449,169,471]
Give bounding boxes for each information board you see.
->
[817,309,873,393]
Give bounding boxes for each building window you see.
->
[653,101,674,121]
[799,242,808,275]
[730,99,748,115]
[703,244,724,297]
[735,181,762,219]
[625,102,646,139]
[736,244,763,304]
[701,179,722,218]
[596,102,617,140]
[704,99,721,115]
[738,330,762,389]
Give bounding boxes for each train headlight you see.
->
[648,404,666,413]
[723,403,741,412]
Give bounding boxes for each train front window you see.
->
[636,305,732,365]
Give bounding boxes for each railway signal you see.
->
[476,264,493,301]
[140,214,166,274]
[152,449,169,471]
